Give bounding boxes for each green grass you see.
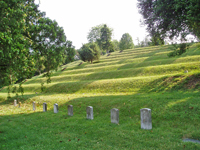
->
[0,43,200,149]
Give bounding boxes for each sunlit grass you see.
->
[0,43,200,149]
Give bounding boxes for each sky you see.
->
[35,0,148,49]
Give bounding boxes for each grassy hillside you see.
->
[0,43,200,149]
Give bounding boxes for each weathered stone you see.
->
[43,103,47,112]
[86,106,93,120]
[54,103,58,113]
[14,100,17,106]
[33,101,36,111]
[111,108,119,124]
[68,105,73,116]
[140,108,152,130]
[19,102,21,108]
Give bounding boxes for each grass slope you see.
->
[0,43,200,149]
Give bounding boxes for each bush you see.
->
[78,43,101,63]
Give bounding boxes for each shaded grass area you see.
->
[0,91,200,149]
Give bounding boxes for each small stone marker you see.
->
[19,102,21,108]
[14,100,17,106]
[43,103,47,112]
[68,105,73,116]
[140,108,152,130]
[86,106,93,120]
[33,101,36,111]
[111,108,119,124]
[54,103,58,113]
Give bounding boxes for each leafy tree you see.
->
[0,0,70,97]
[87,24,104,43]
[137,0,200,39]
[119,33,134,50]
[63,40,76,64]
[100,24,113,53]
[32,17,67,83]
[87,24,113,51]
[78,43,100,63]
[0,0,41,95]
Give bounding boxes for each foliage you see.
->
[0,0,71,97]
[78,43,100,63]
[32,17,67,83]
[0,0,41,87]
[100,24,113,52]
[137,0,200,39]
[87,24,113,43]
[64,40,76,64]
[119,33,134,50]
[112,40,120,51]
[168,43,190,57]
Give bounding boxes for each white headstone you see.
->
[111,108,119,124]
[140,108,152,130]
[86,106,93,120]
[14,100,17,106]
[54,103,58,113]
[33,102,36,111]
[43,103,47,112]
[68,105,73,116]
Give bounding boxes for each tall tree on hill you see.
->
[87,24,113,50]
[100,24,112,53]
[119,33,134,50]
[137,0,200,39]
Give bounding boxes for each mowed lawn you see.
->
[0,43,200,149]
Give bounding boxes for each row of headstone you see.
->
[14,100,152,130]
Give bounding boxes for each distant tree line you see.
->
[78,24,135,63]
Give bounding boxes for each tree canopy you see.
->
[78,43,100,63]
[119,33,134,50]
[137,0,200,39]
[0,0,74,96]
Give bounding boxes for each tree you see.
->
[0,0,71,98]
[32,17,67,83]
[78,43,100,63]
[137,0,200,39]
[63,40,76,64]
[87,24,113,51]
[100,24,113,53]
[87,24,104,43]
[119,33,134,50]
[0,0,42,96]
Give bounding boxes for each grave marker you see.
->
[54,103,58,113]
[43,103,47,112]
[68,105,73,116]
[19,102,21,108]
[140,108,152,130]
[111,108,119,124]
[86,106,93,120]
[33,101,36,111]
[14,100,17,106]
